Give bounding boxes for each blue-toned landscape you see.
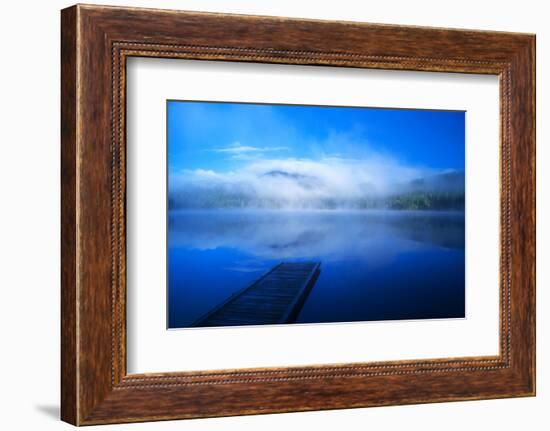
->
[167,101,465,329]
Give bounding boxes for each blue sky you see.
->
[167,100,465,175]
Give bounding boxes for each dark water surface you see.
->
[168,209,465,328]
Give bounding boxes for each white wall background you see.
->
[0,0,546,429]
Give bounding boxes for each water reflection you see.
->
[168,209,465,328]
[169,209,463,257]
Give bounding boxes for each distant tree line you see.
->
[385,191,465,210]
[169,190,465,211]
[169,170,466,211]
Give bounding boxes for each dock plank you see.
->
[191,262,321,327]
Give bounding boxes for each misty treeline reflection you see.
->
[168,209,464,262]
[167,209,465,327]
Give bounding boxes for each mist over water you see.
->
[169,159,465,211]
[168,209,465,328]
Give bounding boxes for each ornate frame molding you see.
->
[61,5,535,425]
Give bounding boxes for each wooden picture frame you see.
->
[61,4,535,425]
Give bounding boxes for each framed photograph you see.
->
[61,4,535,425]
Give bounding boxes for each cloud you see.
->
[211,142,288,155]
[169,153,438,210]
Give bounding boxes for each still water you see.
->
[168,209,465,328]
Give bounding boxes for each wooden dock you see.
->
[192,262,321,327]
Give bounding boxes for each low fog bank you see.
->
[169,159,465,211]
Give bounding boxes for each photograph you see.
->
[167,100,466,329]
[45,1,536,426]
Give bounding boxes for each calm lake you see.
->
[167,209,465,328]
